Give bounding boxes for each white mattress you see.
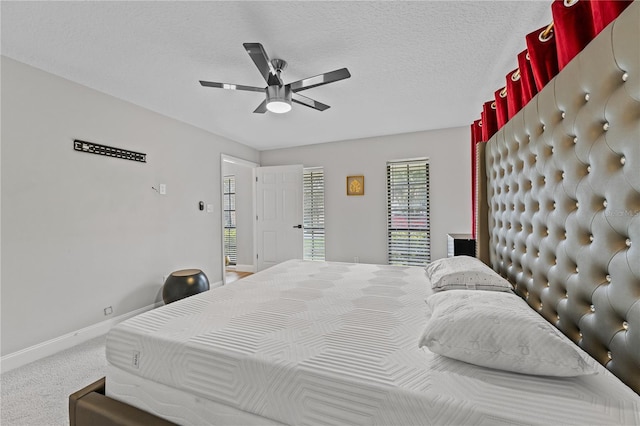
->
[106,260,640,425]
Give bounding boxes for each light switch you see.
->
[159,184,166,195]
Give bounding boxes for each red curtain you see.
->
[517,49,538,105]
[471,119,483,144]
[505,68,524,119]
[526,24,559,91]
[552,0,596,70]
[591,0,633,33]
[494,87,509,129]
[481,101,498,142]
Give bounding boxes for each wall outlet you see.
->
[354,256,359,263]
[103,306,113,316]
[159,183,167,195]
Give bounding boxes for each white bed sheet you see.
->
[106,260,640,425]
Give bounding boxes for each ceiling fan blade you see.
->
[199,80,265,93]
[253,99,268,114]
[292,93,330,111]
[288,68,351,93]
[243,43,283,86]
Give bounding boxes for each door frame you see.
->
[220,154,259,285]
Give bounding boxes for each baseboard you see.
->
[0,301,163,374]
[234,264,256,273]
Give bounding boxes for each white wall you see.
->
[0,57,259,356]
[221,161,255,270]
[0,57,472,359]
[260,128,472,264]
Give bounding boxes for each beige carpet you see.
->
[1,335,107,426]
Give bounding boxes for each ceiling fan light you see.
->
[266,85,292,114]
[266,100,292,114]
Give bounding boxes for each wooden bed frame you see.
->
[69,377,175,426]
[70,2,639,424]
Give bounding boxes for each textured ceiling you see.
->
[1,1,551,151]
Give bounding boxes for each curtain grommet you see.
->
[539,30,553,43]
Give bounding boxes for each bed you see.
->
[70,3,639,425]
[74,259,638,426]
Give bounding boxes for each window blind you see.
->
[387,159,430,266]
[303,168,325,261]
[223,175,237,265]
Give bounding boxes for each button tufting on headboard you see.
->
[480,1,640,395]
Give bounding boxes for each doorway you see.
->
[221,154,258,285]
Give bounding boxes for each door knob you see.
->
[292,224,302,229]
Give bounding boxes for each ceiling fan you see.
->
[199,43,351,114]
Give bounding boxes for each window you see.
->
[223,175,236,265]
[387,159,430,266]
[303,167,325,261]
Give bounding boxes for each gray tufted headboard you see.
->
[480,2,639,394]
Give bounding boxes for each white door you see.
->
[256,165,303,271]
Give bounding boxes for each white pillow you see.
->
[425,256,512,292]
[419,290,598,377]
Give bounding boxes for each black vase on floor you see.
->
[162,269,210,304]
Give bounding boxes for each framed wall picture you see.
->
[346,175,364,196]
